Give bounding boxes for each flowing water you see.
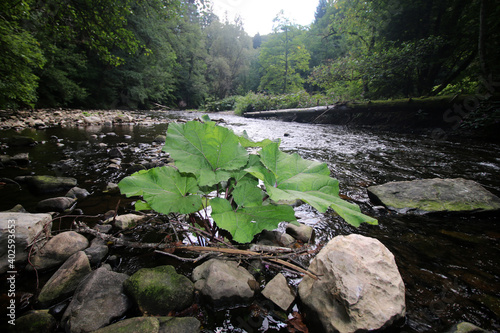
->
[1,111,499,332]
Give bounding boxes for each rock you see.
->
[446,322,491,333]
[65,187,90,200]
[37,197,76,213]
[84,238,109,265]
[286,223,313,243]
[105,213,146,230]
[126,164,147,174]
[158,316,201,333]
[124,265,194,315]
[62,266,131,333]
[30,231,89,271]
[10,152,30,165]
[9,135,36,146]
[94,224,112,234]
[108,147,124,158]
[262,273,295,311]
[15,175,77,194]
[93,317,159,333]
[93,316,201,333]
[367,178,500,214]
[153,135,166,144]
[3,204,27,213]
[192,259,256,306]
[298,234,406,333]
[83,116,102,124]
[0,212,52,274]
[38,251,92,306]
[104,182,119,193]
[279,233,296,247]
[15,310,57,333]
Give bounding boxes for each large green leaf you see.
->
[210,198,296,243]
[255,142,378,227]
[118,166,203,215]
[163,121,249,186]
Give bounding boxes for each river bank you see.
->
[243,95,500,141]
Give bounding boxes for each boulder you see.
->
[367,178,500,214]
[0,212,52,274]
[30,231,89,271]
[192,259,256,306]
[298,234,406,333]
[15,310,57,333]
[38,251,92,306]
[36,197,76,213]
[15,175,77,194]
[124,265,194,315]
[62,266,131,333]
[286,222,314,243]
[65,187,90,200]
[262,273,295,311]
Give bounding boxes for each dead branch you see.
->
[75,221,318,280]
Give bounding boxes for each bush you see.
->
[234,91,333,115]
[204,96,238,112]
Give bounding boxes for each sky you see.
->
[210,0,319,36]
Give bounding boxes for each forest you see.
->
[1,0,499,111]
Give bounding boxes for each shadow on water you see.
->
[0,110,499,332]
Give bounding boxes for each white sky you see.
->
[210,0,318,36]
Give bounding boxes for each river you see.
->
[1,110,499,332]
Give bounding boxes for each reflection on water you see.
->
[0,111,499,332]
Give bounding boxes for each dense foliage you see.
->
[1,0,498,109]
[118,117,377,244]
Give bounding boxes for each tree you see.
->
[258,12,311,94]
[0,0,46,108]
[205,19,253,99]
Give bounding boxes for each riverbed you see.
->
[1,110,499,332]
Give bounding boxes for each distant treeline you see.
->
[1,0,498,110]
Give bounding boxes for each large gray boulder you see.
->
[298,234,406,333]
[62,266,131,333]
[38,251,91,306]
[192,259,257,306]
[124,265,194,316]
[368,178,500,214]
[0,212,52,274]
[30,231,89,271]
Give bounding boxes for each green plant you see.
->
[118,116,377,244]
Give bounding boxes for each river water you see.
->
[1,111,499,332]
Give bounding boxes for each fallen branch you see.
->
[75,221,319,280]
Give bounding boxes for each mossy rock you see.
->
[158,317,201,333]
[368,178,500,214]
[93,317,160,333]
[124,265,194,316]
[15,310,57,333]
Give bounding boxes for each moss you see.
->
[124,265,194,316]
[15,310,57,333]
